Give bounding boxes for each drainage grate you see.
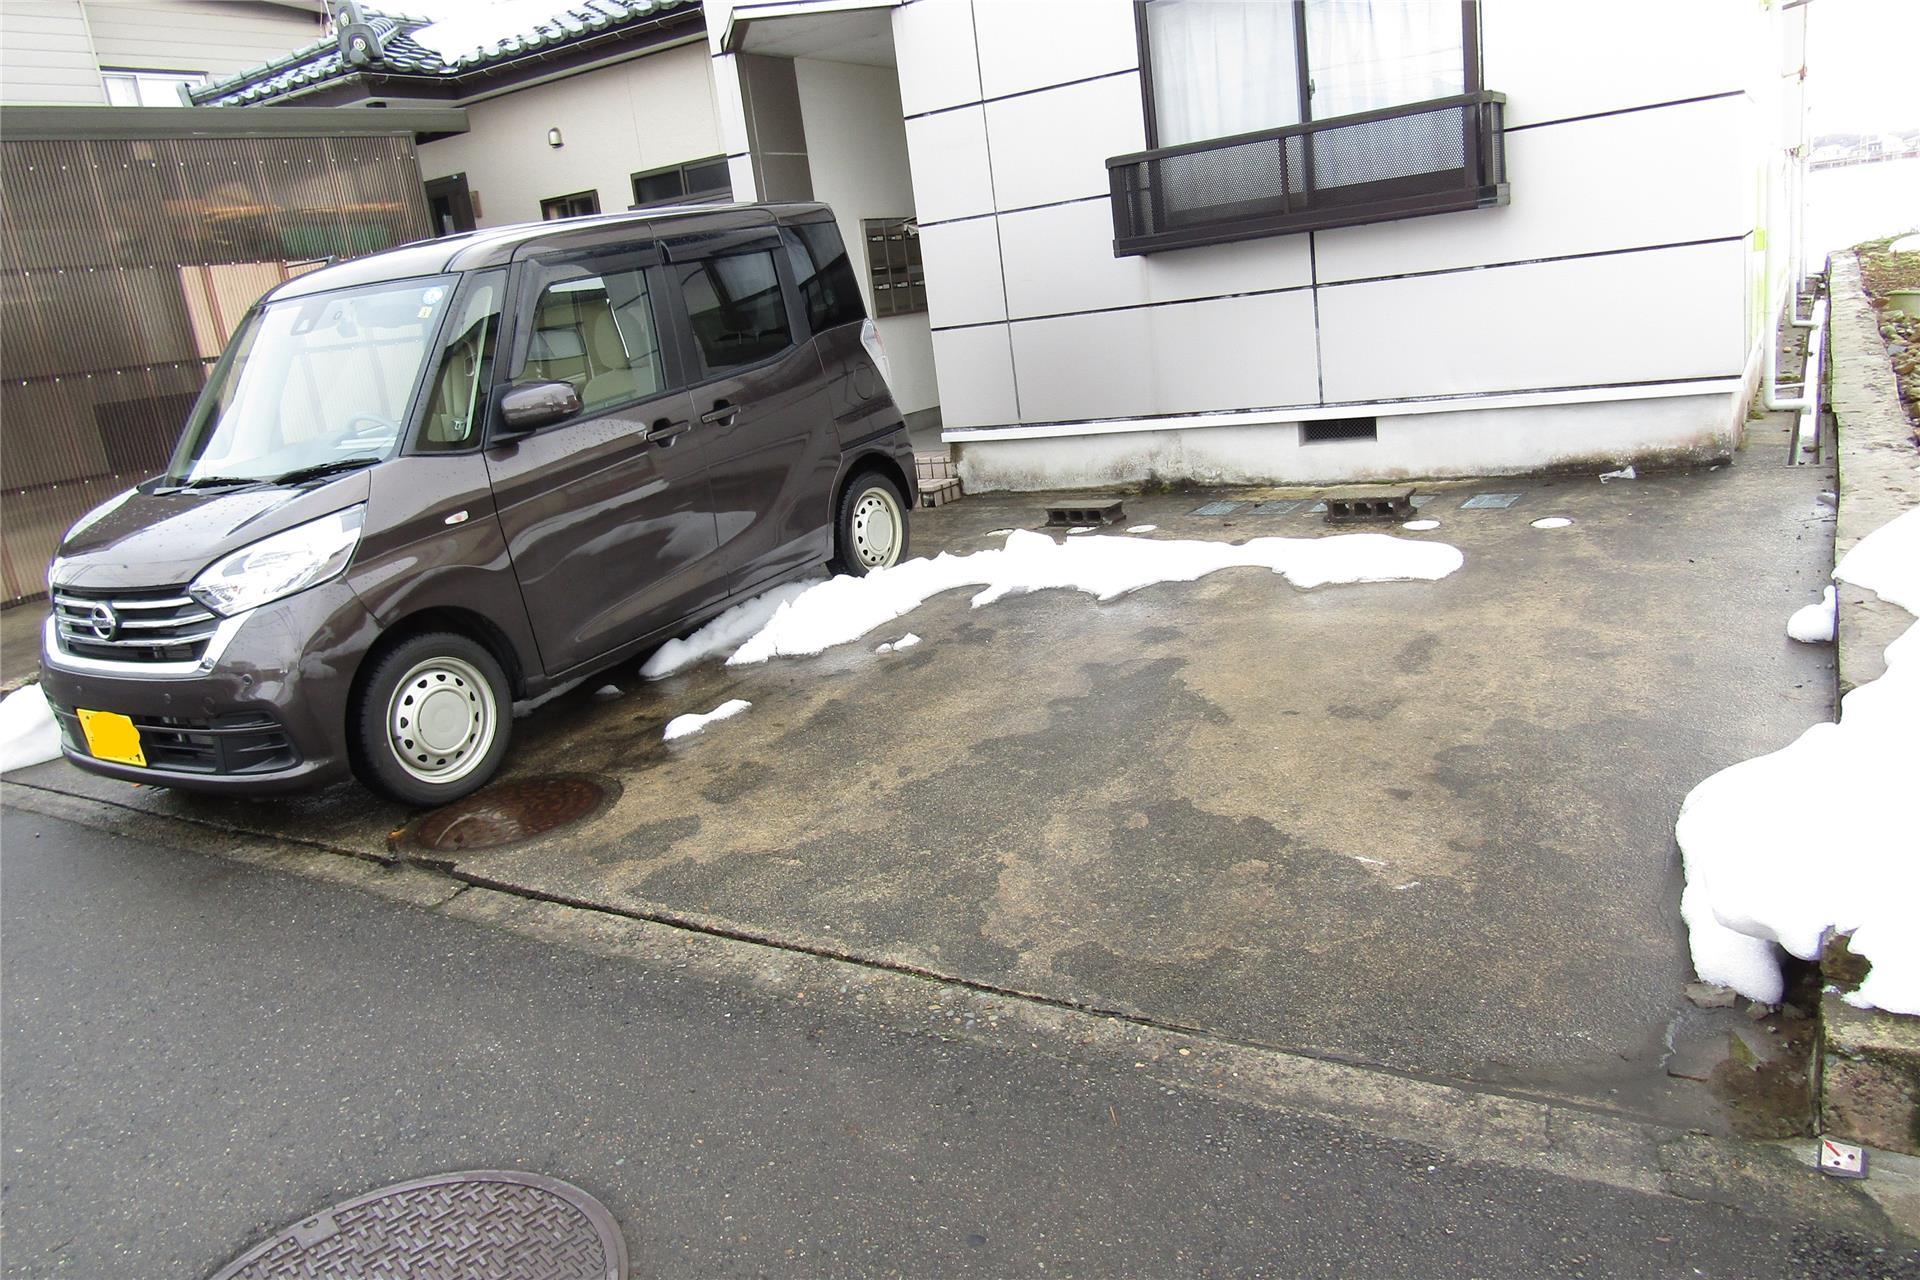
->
[210,1171,627,1280]
[1250,499,1307,515]
[1460,493,1523,510]
[1322,487,1417,523]
[409,774,614,854]
[1189,500,1246,516]
[1045,498,1126,526]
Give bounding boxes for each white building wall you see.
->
[0,1,323,106]
[880,0,1794,489]
[415,40,723,227]
[792,56,938,416]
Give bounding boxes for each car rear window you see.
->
[784,222,864,333]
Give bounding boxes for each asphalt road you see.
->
[2,808,1912,1279]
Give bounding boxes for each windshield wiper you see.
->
[157,474,269,494]
[272,456,382,487]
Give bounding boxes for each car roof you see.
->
[268,201,835,300]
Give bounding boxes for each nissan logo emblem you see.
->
[87,602,118,641]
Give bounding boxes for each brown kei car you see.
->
[40,203,916,805]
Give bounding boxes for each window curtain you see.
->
[1304,0,1465,119]
[1147,1,1302,147]
[1304,0,1467,190]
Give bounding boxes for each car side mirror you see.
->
[495,380,581,438]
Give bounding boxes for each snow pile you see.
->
[641,579,822,679]
[0,685,62,773]
[730,528,1463,666]
[663,699,751,742]
[1676,505,1920,1013]
[1787,586,1837,643]
[874,633,921,654]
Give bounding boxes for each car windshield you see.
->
[163,276,456,486]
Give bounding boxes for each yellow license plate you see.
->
[77,709,146,767]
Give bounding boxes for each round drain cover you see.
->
[210,1170,626,1280]
[411,774,612,853]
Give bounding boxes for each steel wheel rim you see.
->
[386,655,496,786]
[850,487,903,569]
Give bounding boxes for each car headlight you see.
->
[189,505,365,617]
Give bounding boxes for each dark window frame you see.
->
[539,189,601,221]
[629,156,734,209]
[1115,1,1501,256]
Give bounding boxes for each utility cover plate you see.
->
[1460,493,1523,510]
[1189,500,1247,516]
[210,1171,627,1280]
[1818,1138,1868,1179]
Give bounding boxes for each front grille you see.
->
[52,588,219,664]
[50,706,298,775]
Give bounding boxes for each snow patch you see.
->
[0,685,62,773]
[1127,524,1158,534]
[1891,233,1920,254]
[1676,504,1920,1013]
[1787,586,1837,643]
[875,633,921,654]
[1530,516,1573,530]
[412,0,574,62]
[985,529,1016,537]
[1599,465,1637,483]
[1067,526,1095,534]
[641,579,823,679]
[1401,519,1440,531]
[728,528,1463,666]
[663,699,751,742]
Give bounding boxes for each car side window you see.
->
[523,264,665,414]
[783,223,864,333]
[417,271,504,452]
[676,249,793,376]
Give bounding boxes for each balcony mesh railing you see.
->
[1108,92,1507,256]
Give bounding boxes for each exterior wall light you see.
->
[547,128,563,148]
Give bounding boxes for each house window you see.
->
[1113,0,1504,255]
[102,69,203,107]
[629,157,733,209]
[540,190,601,220]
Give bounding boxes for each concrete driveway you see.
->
[9,423,1838,1132]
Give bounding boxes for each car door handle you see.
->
[644,418,691,445]
[700,402,739,427]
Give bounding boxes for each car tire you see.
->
[830,471,910,576]
[349,631,512,807]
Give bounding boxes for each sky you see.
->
[1804,0,1920,135]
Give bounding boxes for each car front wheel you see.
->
[831,472,910,575]
[350,631,511,807]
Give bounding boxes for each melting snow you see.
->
[412,0,575,62]
[641,579,822,679]
[1127,525,1158,534]
[1787,586,1837,643]
[1531,516,1573,530]
[0,685,61,773]
[1676,504,1920,1013]
[729,528,1462,666]
[875,633,921,654]
[663,699,751,741]
[1600,465,1637,483]
[1402,519,1440,531]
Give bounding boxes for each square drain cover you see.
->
[1190,500,1247,516]
[1410,494,1436,508]
[1251,499,1306,515]
[1460,493,1523,510]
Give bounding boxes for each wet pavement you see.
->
[6,420,1840,1134]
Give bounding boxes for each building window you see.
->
[1112,0,1503,254]
[540,190,601,221]
[629,157,733,209]
[102,69,203,107]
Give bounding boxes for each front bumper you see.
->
[38,580,380,795]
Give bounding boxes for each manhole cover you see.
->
[410,774,613,854]
[210,1170,626,1280]
[1460,493,1523,510]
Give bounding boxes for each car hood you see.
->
[52,472,374,594]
